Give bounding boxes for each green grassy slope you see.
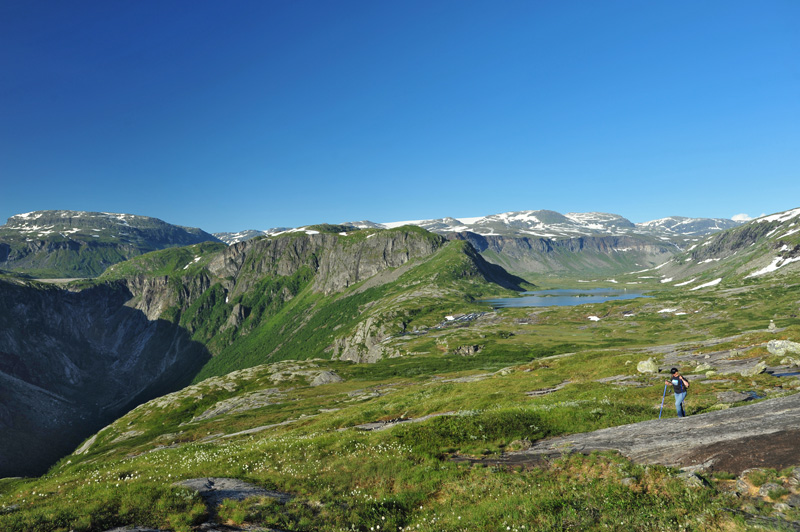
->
[3,220,800,531]
[2,261,799,530]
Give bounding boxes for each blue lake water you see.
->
[484,288,651,308]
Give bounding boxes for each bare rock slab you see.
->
[176,477,292,509]
[500,392,800,475]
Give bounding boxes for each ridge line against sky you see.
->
[1,1,798,233]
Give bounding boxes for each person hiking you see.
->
[665,367,689,417]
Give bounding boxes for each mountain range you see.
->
[1,207,799,530]
[0,209,743,279]
[0,210,221,278]
[1,206,798,479]
[214,210,742,244]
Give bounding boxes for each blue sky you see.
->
[1,1,798,233]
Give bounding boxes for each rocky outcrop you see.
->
[206,230,448,298]
[768,340,800,357]
[329,316,399,363]
[312,231,446,295]
[498,392,800,475]
[453,344,483,357]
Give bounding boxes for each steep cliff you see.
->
[448,232,677,275]
[0,278,210,477]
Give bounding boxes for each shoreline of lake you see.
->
[484,288,652,308]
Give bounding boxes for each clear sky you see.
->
[1,1,798,233]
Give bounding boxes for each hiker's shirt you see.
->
[671,378,687,394]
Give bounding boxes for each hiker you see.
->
[665,367,689,417]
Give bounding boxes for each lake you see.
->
[483,288,651,308]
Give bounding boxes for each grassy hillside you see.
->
[2,257,799,530]
[3,220,800,530]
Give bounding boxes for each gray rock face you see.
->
[329,316,399,363]
[500,392,800,474]
[0,279,211,477]
[176,477,292,508]
[312,231,446,295]
[448,232,676,275]
[207,230,447,299]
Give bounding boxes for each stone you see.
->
[453,344,483,357]
[780,357,800,367]
[767,340,800,357]
[774,503,791,512]
[769,320,778,332]
[310,371,343,386]
[678,472,710,488]
[736,478,751,494]
[758,482,782,498]
[717,391,754,404]
[508,439,532,451]
[785,494,800,508]
[637,358,658,373]
[740,361,768,377]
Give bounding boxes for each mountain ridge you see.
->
[212,210,743,245]
[0,210,221,278]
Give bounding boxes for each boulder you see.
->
[453,344,483,357]
[310,371,344,387]
[735,478,751,495]
[767,340,800,357]
[740,361,767,377]
[717,391,753,404]
[678,472,711,489]
[637,358,658,374]
[786,494,800,508]
[757,482,782,498]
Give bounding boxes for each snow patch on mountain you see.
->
[690,278,722,290]
[755,208,800,224]
[746,256,800,278]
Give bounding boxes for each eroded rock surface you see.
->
[499,392,800,475]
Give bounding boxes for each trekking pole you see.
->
[658,383,667,419]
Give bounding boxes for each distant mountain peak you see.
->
[0,209,221,277]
